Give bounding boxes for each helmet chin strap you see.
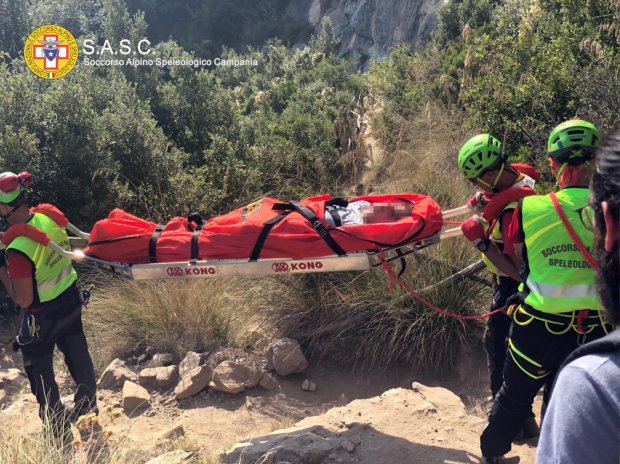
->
[476,163,506,193]
[1,205,18,220]
[555,162,568,189]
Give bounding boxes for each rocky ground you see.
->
[0,337,539,464]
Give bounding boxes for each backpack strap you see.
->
[288,201,347,256]
[148,225,164,263]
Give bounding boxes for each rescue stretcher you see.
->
[28,196,469,281]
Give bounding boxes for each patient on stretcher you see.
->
[325,201,411,226]
[84,194,443,263]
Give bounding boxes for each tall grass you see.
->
[83,276,269,367]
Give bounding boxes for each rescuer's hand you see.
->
[461,216,487,245]
[466,192,491,213]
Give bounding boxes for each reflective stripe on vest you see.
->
[520,188,600,314]
[7,212,77,303]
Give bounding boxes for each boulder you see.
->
[266,338,308,376]
[122,381,151,411]
[174,365,213,400]
[97,359,138,390]
[210,361,263,394]
[139,365,179,390]
[152,353,175,367]
[221,426,335,464]
[178,351,208,377]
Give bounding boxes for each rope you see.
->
[549,191,598,271]
[379,255,505,320]
[442,220,464,225]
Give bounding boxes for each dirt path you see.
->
[0,341,539,463]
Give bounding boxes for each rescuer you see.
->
[0,171,97,441]
[479,120,612,462]
[457,134,540,439]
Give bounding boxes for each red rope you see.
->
[379,256,505,320]
[442,220,464,225]
[549,191,598,271]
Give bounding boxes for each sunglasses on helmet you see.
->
[0,171,33,193]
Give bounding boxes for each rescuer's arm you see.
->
[0,266,15,300]
[483,244,521,281]
[503,205,526,275]
[0,250,15,300]
[3,250,34,309]
[10,277,33,309]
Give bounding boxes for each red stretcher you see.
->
[10,195,467,281]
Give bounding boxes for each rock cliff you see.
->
[287,0,442,69]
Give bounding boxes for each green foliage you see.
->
[0,2,367,224]
[463,0,620,157]
[0,64,181,226]
[435,0,498,47]
[373,0,620,166]
[0,0,31,59]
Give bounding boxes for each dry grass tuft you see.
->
[83,276,270,367]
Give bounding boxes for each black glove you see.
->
[0,249,6,268]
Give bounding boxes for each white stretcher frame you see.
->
[20,205,469,281]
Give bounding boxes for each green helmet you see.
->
[457,134,504,179]
[547,119,601,165]
[0,172,25,204]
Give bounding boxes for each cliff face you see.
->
[287,0,442,68]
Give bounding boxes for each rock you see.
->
[152,353,175,367]
[259,373,279,390]
[174,365,213,400]
[138,368,158,387]
[0,393,36,417]
[221,426,336,464]
[0,348,16,369]
[159,424,185,441]
[266,338,308,376]
[210,361,263,394]
[97,359,138,390]
[144,450,194,464]
[341,439,356,453]
[287,0,441,71]
[139,366,179,390]
[0,368,28,391]
[244,396,266,411]
[122,381,151,411]
[137,353,149,363]
[301,379,317,392]
[178,351,208,376]
[245,330,270,350]
[221,385,487,464]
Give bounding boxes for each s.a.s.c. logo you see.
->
[24,24,78,79]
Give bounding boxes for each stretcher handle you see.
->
[47,241,86,260]
[442,205,469,219]
[66,222,90,241]
[439,227,463,240]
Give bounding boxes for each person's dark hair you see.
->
[591,126,620,324]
